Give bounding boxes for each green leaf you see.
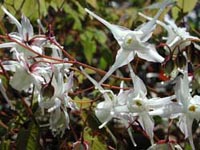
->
[0,140,11,150]
[63,4,82,30]
[16,123,40,150]
[86,0,98,9]
[178,0,197,13]
[39,0,48,17]
[74,96,93,109]
[74,1,86,20]
[83,40,96,64]
[99,57,107,70]
[80,30,97,64]
[93,29,107,45]
[83,127,107,150]
[184,143,193,150]
[172,0,197,19]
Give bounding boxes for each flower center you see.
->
[188,105,196,112]
[135,100,142,107]
[122,33,137,50]
[126,35,134,45]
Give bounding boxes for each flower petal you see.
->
[21,15,34,40]
[174,72,191,106]
[138,112,154,145]
[128,63,147,96]
[1,6,22,32]
[137,0,173,41]
[99,48,135,84]
[136,44,164,63]
[95,100,113,128]
[81,67,112,102]
[0,42,17,49]
[177,115,195,150]
[85,8,130,45]
[9,67,33,91]
[147,95,176,108]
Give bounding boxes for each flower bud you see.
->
[163,56,175,76]
[176,51,186,68]
[189,44,200,65]
[41,82,54,98]
[194,67,200,85]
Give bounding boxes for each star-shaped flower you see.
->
[0,6,46,57]
[174,71,200,150]
[85,0,172,84]
[139,12,199,53]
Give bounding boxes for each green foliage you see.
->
[83,127,107,150]
[0,0,65,19]
[16,123,40,150]
[0,139,10,150]
[80,29,97,64]
[0,0,199,149]
[63,2,84,30]
[172,0,198,20]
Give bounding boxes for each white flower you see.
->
[138,13,199,53]
[80,67,114,127]
[85,1,172,84]
[173,71,200,150]
[81,67,137,146]
[125,64,175,144]
[38,65,75,136]
[49,101,70,137]
[0,6,46,57]
[9,54,45,91]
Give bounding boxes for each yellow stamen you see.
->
[126,38,133,44]
[188,105,196,112]
[135,100,142,107]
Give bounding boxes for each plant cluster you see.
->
[0,0,200,149]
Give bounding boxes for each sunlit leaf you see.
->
[99,57,107,70]
[93,29,107,45]
[80,30,97,64]
[63,4,82,30]
[83,127,107,150]
[48,0,64,12]
[74,96,93,109]
[172,0,197,19]
[86,0,98,9]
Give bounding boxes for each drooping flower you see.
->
[8,53,45,91]
[38,64,76,136]
[85,0,173,84]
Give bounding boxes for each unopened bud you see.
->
[176,52,186,68]
[163,57,175,75]
[189,44,200,65]
[41,82,54,98]
[194,67,200,85]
